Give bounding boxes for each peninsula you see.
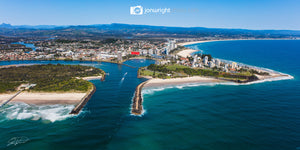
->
[0,64,105,114]
[131,39,293,115]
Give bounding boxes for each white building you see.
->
[215,59,221,67]
[203,56,208,65]
[117,51,122,62]
[232,62,237,69]
[209,61,215,68]
[148,49,153,55]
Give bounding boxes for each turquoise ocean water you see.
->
[0,40,299,150]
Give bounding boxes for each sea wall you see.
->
[69,84,96,114]
[131,80,149,115]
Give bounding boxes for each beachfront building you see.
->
[167,39,177,51]
[232,62,237,69]
[203,56,208,65]
[215,59,221,67]
[224,64,229,72]
[209,61,215,68]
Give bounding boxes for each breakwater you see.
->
[131,80,149,115]
[69,84,96,114]
[101,73,106,81]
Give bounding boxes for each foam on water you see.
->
[142,82,237,95]
[129,109,146,117]
[0,103,79,122]
[241,74,294,85]
[7,136,30,147]
[142,75,294,94]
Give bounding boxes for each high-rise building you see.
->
[117,51,122,62]
[215,59,221,67]
[165,48,169,55]
[148,49,153,55]
[224,64,229,72]
[203,56,208,65]
[209,61,215,68]
[231,62,237,69]
[193,55,198,64]
[167,39,177,52]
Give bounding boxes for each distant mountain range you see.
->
[1,23,300,39]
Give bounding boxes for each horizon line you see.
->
[1,22,300,31]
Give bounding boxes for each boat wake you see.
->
[0,103,81,123]
[119,72,128,85]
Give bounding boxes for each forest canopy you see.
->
[0,64,105,93]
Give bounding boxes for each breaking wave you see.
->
[0,103,81,123]
[7,136,29,147]
[142,74,294,94]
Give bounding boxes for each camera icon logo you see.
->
[130,6,143,15]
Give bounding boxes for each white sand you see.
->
[176,40,229,58]
[81,76,102,80]
[0,92,86,105]
[145,76,226,87]
[177,49,198,58]
[177,40,223,46]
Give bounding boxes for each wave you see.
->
[129,109,146,117]
[0,103,82,123]
[129,94,146,117]
[7,136,29,147]
[142,75,294,94]
[142,82,237,95]
[241,74,294,85]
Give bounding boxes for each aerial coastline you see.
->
[0,64,104,114]
[130,39,295,115]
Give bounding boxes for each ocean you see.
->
[0,40,299,150]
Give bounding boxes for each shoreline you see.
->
[141,72,293,88]
[144,76,226,88]
[177,38,300,57]
[81,75,102,80]
[0,92,86,105]
[177,38,299,46]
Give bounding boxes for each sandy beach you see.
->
[176,39,233,58]
[176,49,199,58]
[0,92,86,105]
[144,76,226,87]
[177,40,223,46]
[81,76,102,80]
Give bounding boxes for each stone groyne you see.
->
[131,80,149,115]
[101,73,106,81]
[69,84,96,114]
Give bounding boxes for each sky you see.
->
[0,0,299,30]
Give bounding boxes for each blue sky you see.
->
[0,0,299,30]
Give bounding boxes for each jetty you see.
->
[69,84,96,114]
[131,80,149,115]
[0,90,23,108]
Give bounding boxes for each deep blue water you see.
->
[0,40,300,150]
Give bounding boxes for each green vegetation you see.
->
[141,64,258,82]
[0,64,105,93]
[249,69,270,75]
